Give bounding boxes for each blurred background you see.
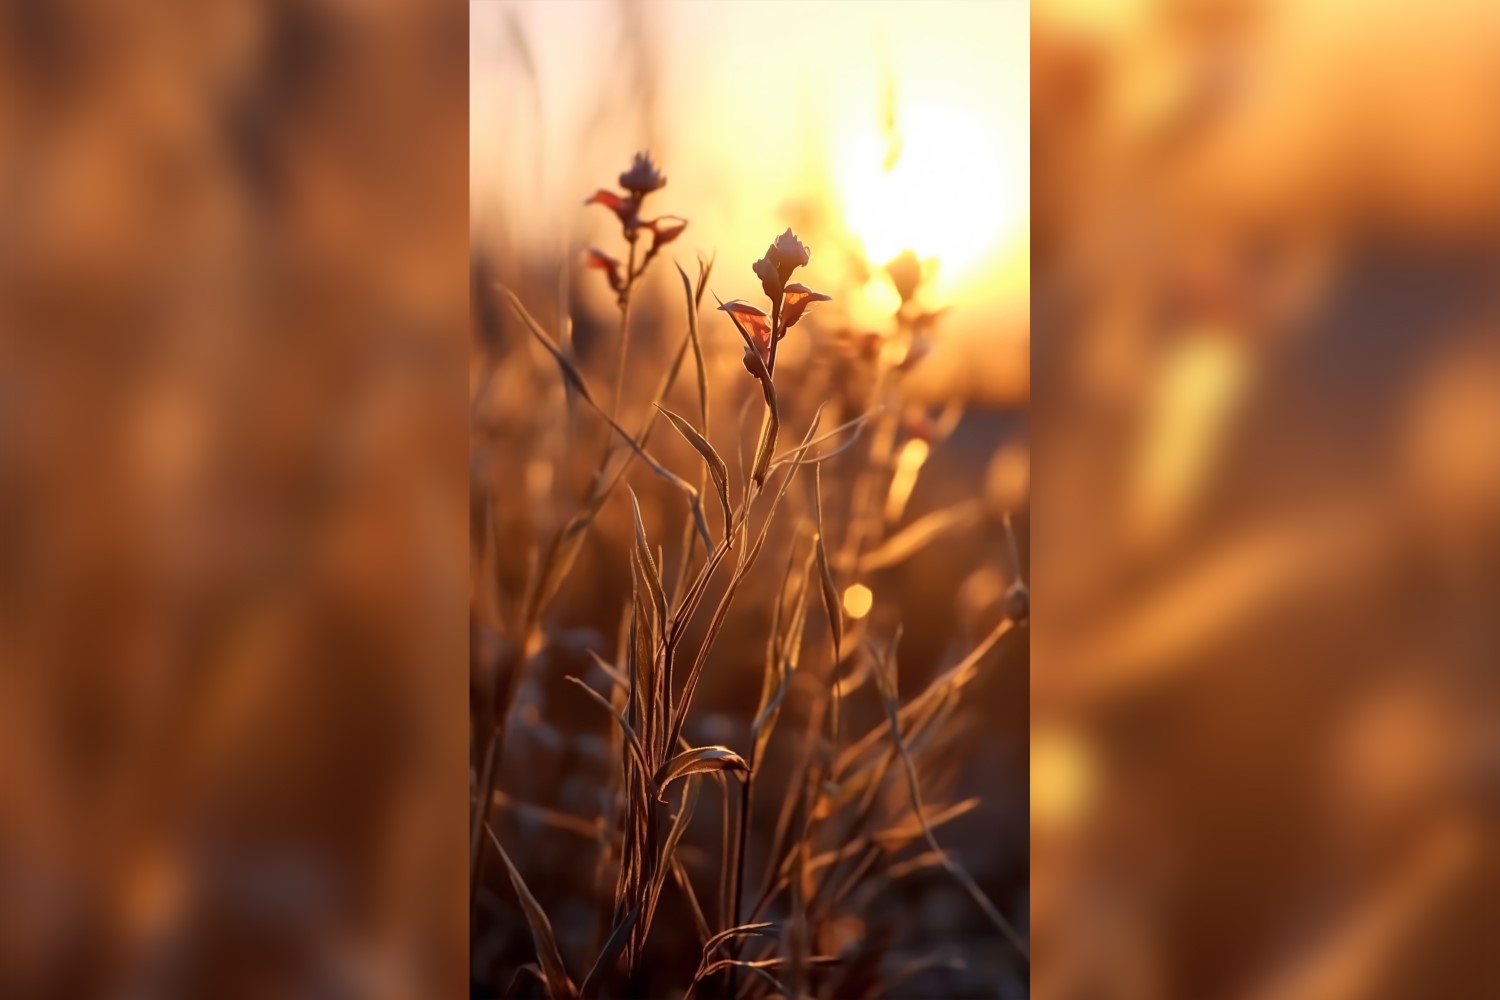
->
[9,0,1498,997]
[1034,0,1500,998]
[471,0,1031,996]
[0,1,468,997]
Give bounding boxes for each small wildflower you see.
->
[731,228,828,379]
[753,227,812,298]
[770,228,811,275]
[780,282,832,330]
[583,156,686,301]
[619,150,667,195]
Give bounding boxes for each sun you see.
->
[833,98,1023,298]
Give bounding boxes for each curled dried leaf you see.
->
[653,745,748,803]
[646,215,688,249]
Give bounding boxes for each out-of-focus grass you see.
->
[0,2,470,997]
[1035,2,1500,998]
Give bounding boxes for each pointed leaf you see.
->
[781,282,832,329]
[674,262,710,428]
[530,499,604,621]
[487,827,580,1000]
[694,251,715,308]
[657,405,731,539]
[814,466,842,662]
[503,286,595,405]
[626,487,668,632]
[566,676,649,777]
[647,215,688,248]
[580,906,640,999]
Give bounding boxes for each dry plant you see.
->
[472,153,1027,998]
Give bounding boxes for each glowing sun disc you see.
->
[834,99,1021,294]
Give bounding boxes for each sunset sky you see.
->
[472,0,1029,393]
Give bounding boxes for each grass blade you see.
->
[503,285,595,405]
[487,826,581,1000]
[566,676,650,777]
[657,405,732,540]
[872,639,1029,962]
[626,487,668,633]
[675,261,711,429]
[503,284,710,548]
[814,464,843,662]
[580,906,640,999]
[857,500,982,573]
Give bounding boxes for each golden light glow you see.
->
[834,98,1022,296]
[1031,727,1096,833]
[885,439,931,522]
[842,583,874,620]
[984,440,1030,515]
[1129,331,1249,546]
[862,275,903,317]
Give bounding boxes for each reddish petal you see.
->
[718,300,773,364]
[585,189,637,227]
[584,248,623,292]
[585,189,626,211]
[781,283,832,329]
